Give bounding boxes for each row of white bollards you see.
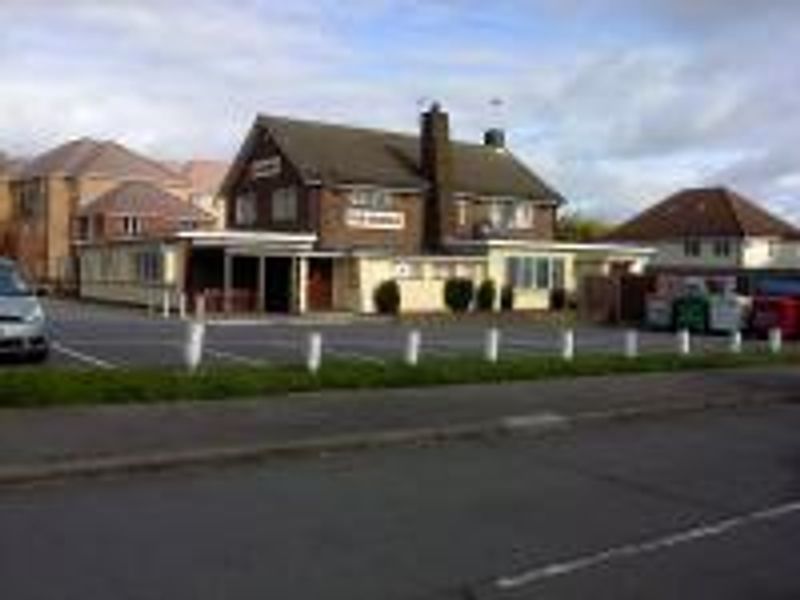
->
[180,323,787,374]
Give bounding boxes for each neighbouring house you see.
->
[607,187,800,277]
[180,160,229,229]
[8,138,190,290]
[76,181,215,305]
[76,105,651,314]
[0,154,14,255]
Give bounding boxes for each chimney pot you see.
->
[484,128,506,150]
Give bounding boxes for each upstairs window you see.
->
[489,199,534,230]
[349,188,392,210]
[684,239,702,257]
[713,239,732,258]
[235,193,257,226]
[272,187,298,222]
[122,216,142,237]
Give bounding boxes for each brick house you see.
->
[77,105,651,313]
[8,138,189,289]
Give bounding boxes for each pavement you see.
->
[18,297,779,370]
[1,365,799,485]
[1,403,799,599]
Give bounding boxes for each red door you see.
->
[307,259,333,311]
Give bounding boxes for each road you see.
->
[1,404,799,599]
[4,297,777,370]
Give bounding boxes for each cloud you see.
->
[0,0,797,224]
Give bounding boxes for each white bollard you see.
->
[561,329,575,362]
[162,289,171,319]
[184,321,206,373]
[485,328,501,363]
[405,329,421,366]
[677,329,691,356]
[624,329,639,359]
[729,330,743,355]
[769,328,783,354]
[179,293,188,320]
[195,293,206,322]
[307,331,323,374]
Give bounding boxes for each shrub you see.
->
[444,278,474,313]
[550,288,567,311]
[373,280,401,315]
[476,280,497,311]
[501,284,514,311]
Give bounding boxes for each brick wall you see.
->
[316,188,424,254]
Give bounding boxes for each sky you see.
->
[0,0,798,223]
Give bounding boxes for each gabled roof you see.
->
[221,114,564,203]
[79,181,214,222]
[608,187,800,241]
[21,138,186,184]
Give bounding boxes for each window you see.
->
[552,258,566,290]
[684,239,702,257]
[514,202,535,229]
[505,256,563,290]
[235,193,257,226]
[135,252,163,283]
[272,187,298,222]
[489,199,534,230]
[534,258,551,290]
[456,201,468,227]
[349,188,392,210]
[713,239,732,258]
[122,216,142,237]
[178,219,197,231]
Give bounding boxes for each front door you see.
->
[307,258,333,311]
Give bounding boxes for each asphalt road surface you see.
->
[3,297,776,370]
[1,404,799,599]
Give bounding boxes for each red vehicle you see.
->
[750,296,800,339]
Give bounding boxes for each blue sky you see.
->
[0,0,798,222]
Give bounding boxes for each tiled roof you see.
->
[21,138,186,184]
[79,181,214,222]
[222,114,564,202]
[608,187,800,241]
[181,160,229,196]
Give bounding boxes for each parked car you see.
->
[0,258,49,362]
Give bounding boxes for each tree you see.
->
[557,211,615,242]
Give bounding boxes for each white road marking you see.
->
[500,413,569,431]
[495,499,800,591]
[51,342,116,370]
[204,347,269,367]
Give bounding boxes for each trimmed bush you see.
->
[373,280,401,315]
[476,280,497,312]
[444,278,475,313]
[501,284,515,311]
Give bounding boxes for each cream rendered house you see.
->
[608,187,800,275]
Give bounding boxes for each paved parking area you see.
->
[3,298,778,371]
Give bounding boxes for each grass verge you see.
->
[1,350,798,409]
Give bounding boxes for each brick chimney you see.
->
[420,102,453,251]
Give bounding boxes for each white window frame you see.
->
[271,187,298,223]
[122,215,142,237]
[713,239,732,258]
[235,193,257,227]
[506,256,565,290]
[684,239,702,258]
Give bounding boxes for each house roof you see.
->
[21,138,186,184]
[221,114,564,203]
[0,153,23,178]
[79,181,214,222]
[608,187,800,241]
[181,160,229,196]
